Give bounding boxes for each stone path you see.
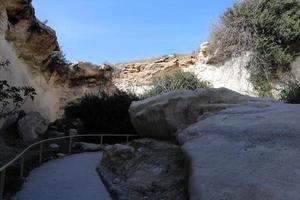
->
[12,152,111,200]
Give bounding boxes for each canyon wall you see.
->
[114,42,300,97]
[0,0,60,120]
[114,47,257,96]
[0,0,114,122]
[0,0,298,124]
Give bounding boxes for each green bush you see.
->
[209,0,300,95]
[64,90,139,134]
[145,70,210,97]
[280,82,300,104]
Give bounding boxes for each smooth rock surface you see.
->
[179,103,300,200]
[195,53,256,96]
[129,88,257,141]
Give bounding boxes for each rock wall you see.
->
[0,16,60,120]
[0,0,114,123]
[113,54,197,94]
[113,46,257,97]
[195,53,256,96]
[115,42,299,98]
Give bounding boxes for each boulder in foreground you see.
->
[180,103,300,200]
[129,87,258,141]
[130,88,300,200]
[97,138,188,200]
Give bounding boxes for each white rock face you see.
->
[194,53,256,96]
[0,1,63,122]
[114,42,258,97]
[180,103,300,200]
[0,35,61,121]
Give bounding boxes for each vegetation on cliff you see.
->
[145,70,210,97]
[0,60,36,119]
[280,82,300,104]
[209,0,300,96]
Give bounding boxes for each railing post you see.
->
[126,136,129,143]
[39,143,43,164]
[100,136,103,145]
[0,169,6,200]
[68,137,73,155]
[20,157,24,179]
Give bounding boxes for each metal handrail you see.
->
[0,133,137,200]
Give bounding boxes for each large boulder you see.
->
[97,139,188,200]
[130,88,300,199]
[129,88,259,141]
[179,103,300,200]
[17,112,49,145]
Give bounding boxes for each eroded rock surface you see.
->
[180,103,300,200]
[3,0,60,71]
[130,89,300,200]
[97,139,188,200]
[0,0,115,121]
[114,54,197,94]
[17,112,49,144]
[129,87,258,141]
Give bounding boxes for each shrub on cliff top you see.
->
[145,70,210,97]
[209,0,300,96]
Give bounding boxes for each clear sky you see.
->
[32,0,234,64]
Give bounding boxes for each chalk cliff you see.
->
[0,0,299,123]
[0,0,114,121]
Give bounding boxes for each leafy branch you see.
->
[0,60,37,119]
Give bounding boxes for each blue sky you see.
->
[32,0,234,64]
